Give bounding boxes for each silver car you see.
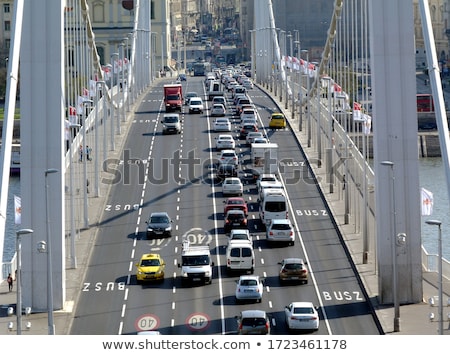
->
[235,275,263,303]
[236,310,270,335]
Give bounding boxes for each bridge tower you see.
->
[370,0,423,305]
[21,1,66,312]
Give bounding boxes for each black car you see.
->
[146,212,173,238]
[224,210,248,233]
[216,164,237,181]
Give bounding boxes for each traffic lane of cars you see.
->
[264,116,381,334]
[70,87,171,335]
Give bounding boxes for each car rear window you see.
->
[272,223,291,230]
[242,317,266,326]
[242,247,252,257]
[265,201,286,212]
[284,263,303,270]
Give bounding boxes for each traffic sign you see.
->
[134,314,160,331]
[185,312,210,331]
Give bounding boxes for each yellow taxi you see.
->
[136,253,165,283]
[269,112,286,128]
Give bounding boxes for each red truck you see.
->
[164,83,183,112]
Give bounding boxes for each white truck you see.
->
[249,142,279,181]
[178,240,214,285]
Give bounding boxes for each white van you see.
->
[226,240,255,274]
[259,188,288,226]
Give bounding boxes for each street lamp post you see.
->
[303,50,311,147]
[110,52,119,140]
[45,168,58,335]
[322,76,333,193]
[425,219,443,335]
[380,160,400,332]
[82,100,93,230]
[69,123,80,269]
[15,228,34,335]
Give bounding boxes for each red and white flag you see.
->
[421,187,433,216]
[14,195,21,224]
[353,101,364,122]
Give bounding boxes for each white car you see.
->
[240,108,257,122]
[239,117,257,129]
[228,229,252,242]
[216,134,235,151]
[188,97,204,114]
[284,302,319,331]
[242,79,254,89]
[211,103,226,117]
[184,91,198,105]
[253,137,268,144]
[218,149,239,166]
[256,173,279,191]
[222,177,243,196]
[235,275,263,303]
[266,218,295,245]
[246,132,265,145]
[213,117,232,132]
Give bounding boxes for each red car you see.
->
[224,197,248,216]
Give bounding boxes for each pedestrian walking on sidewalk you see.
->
[79,144,83,162]
[7,273,13,292]
[86,145,92,161]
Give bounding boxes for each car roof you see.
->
[290,301,315,308]
[150,212,169,217]
[230,228,249,234]
[226,197,245,201]
[140,253,161,260]
[282,257,305,264]
[240,310,267,318]
[227,209,245,215]
[239,275,259,280]
[270,219,291,224]
[224,177,241,181]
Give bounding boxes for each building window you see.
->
[4,21,10,32]
[151,1,155,20]
[3,4,10,13]
[93,2,105,23]
[97,46,105,65]
[5,39,10,50]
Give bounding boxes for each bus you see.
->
[417,94,434,112]
[193,62,206,76]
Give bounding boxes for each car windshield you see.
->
[140,259,161,267]
[150,216,169,223]
[167,95,180,100]
[182,255,210,266]
[164,117,178,123]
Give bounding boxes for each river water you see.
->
[2,159,450,262]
